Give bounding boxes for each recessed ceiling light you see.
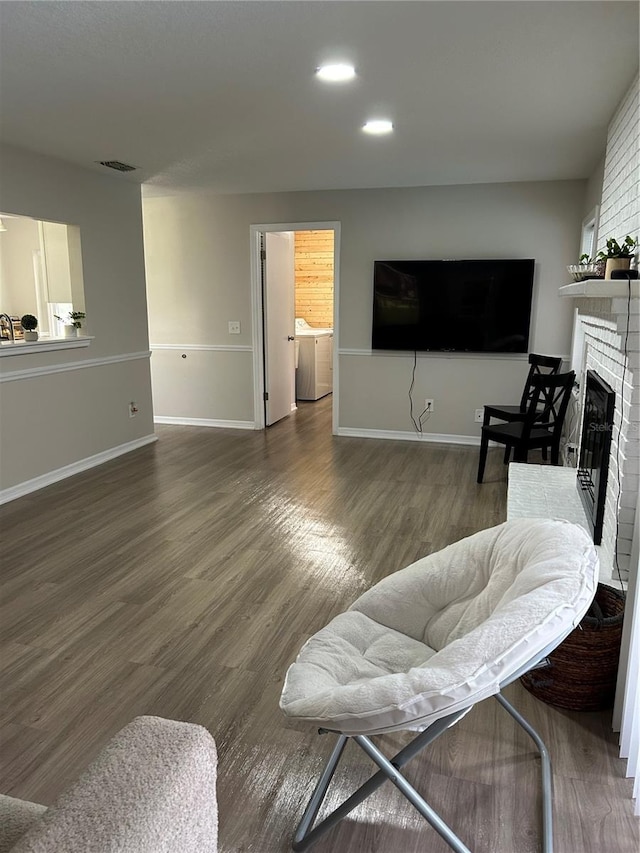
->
[362,119,393,135]
[316,64,356,82]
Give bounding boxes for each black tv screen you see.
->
[372,259,535,353]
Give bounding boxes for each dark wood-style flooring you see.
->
[1,396,637,852]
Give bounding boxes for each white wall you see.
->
[598,75,639,249]
[0,144,155,494]
[144,179,585,437]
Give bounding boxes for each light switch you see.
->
[228,321,241,334]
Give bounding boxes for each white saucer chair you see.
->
[280,519,598,853]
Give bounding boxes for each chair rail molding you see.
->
[338,348,545,361]
[0,350,151,383]
[150,343,253,352]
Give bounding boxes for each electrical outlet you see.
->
[424,398,434,413]
[129,401,138,418]
[474,409,484,423]
[228,321,241,334]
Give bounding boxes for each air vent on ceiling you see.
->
[97,160,137,172]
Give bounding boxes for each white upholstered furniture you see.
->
[0,716,218,853]
[280,518,598,853]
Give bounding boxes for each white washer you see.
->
[295,318,333,401]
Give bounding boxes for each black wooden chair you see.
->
[483,353,563,464]
[477,371,575,483]
[483,353,563,426]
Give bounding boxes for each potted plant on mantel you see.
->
[54,310,86,338]
[20,314,38,342]
[597,235,638,279]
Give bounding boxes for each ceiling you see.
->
[0,1,637,196]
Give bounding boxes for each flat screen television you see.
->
[372,258,535,353]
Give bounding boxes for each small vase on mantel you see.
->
[63,325,78,338]
[604,257,631,280]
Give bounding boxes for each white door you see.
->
[264,231,295,426]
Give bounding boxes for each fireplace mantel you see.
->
[559,278,640,299]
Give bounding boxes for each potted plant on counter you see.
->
[20,314,38,341]
[597,235,638,279]
[54,310,86,338]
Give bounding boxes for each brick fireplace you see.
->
[561,279,639,583]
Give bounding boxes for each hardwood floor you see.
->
[1,397,637,852]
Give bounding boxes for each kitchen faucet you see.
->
[0,313,14,342]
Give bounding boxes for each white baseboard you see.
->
[336,427,481,445]
[0,434,158,505]
[154,416,256,430]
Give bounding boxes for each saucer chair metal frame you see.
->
[292,649,557,853]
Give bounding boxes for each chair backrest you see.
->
[518,353,563,411]
[522,371,575,440]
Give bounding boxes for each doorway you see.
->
[250,221,340,433]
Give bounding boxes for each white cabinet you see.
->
[296,333,333,400]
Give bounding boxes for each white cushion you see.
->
[280,519,598,735]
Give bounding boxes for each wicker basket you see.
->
[521,584,625,711]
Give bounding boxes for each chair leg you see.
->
[541,446,548,461]
[477,434,489,483]
[513,444,528,463]
[292,710,470,852]
[355,735,472,853]
[550,442,560,465]
[503,446,511,464]
[292,698,554,853]
[495,694,553,853]
[292,735,347,850]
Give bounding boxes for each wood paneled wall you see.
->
[294,230,334,328]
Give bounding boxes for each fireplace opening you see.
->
[577,370,615,545]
